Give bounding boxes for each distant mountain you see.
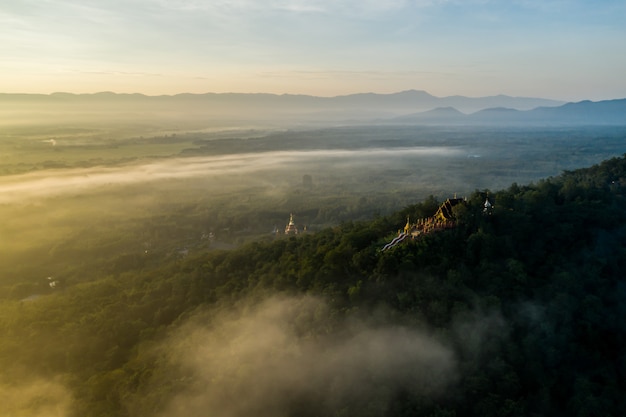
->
[392,98,626,126]
[529,99,626,124]
[0,90,564,124]
[4,91,623,127]
[393,107,467,123]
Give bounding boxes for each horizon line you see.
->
[0,89,578,102]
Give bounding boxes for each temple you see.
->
[284,213,299,235]
[435,197,465,222]
[382,197,465,251]
[483,197,493,215]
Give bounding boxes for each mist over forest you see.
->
[1,93,626,416]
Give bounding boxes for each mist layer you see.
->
[136,296,457,417]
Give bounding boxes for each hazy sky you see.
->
[2,0,625,100]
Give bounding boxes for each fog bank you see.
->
[137,296,457,417]
[0,147,461,204]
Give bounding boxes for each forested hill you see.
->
[3,156,626,417]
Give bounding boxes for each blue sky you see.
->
[1,0,625,100]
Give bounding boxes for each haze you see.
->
[2,0,626,101]
[0,147,462,204]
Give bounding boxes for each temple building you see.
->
[483,197,493,215]
[284,213,299,235]
[382,196,466,251]
[434,197,465,222]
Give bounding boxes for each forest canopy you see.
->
[1,155,626,417]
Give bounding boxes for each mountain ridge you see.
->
[0,89,563,113]
[393,98,626,126]
[3,90,624,126]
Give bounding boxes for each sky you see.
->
[1,0,625,100]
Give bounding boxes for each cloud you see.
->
[157,0,404,14]
[138,296,457,417]
[151,0,448,19]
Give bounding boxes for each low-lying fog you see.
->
[126,295,507,417]
[0,144,475,284]
[0,147,462,204]
[2,124,625,274]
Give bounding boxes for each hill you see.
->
[0,90,563,129]
[1,155,626,416]
[6,91,624,134]
[394,98,626,126]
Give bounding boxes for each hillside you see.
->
[2,155,626,416]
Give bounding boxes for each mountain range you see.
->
[1,90,624,126]
[394,98,626,126]
[0,89,563,113]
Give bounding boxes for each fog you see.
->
[0,147,462,204]
[0,378,72,417]
[133,296,457,417]
[4,121,623,280]
[2,104,625,417]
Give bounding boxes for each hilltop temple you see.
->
[284,213,299,235]
[382,197,466,251]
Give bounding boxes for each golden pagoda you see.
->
[284,213,299,235]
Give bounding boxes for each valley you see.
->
[3,124,626,299]
[1,94,626,416]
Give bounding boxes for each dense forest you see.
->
[2,155,626,417]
